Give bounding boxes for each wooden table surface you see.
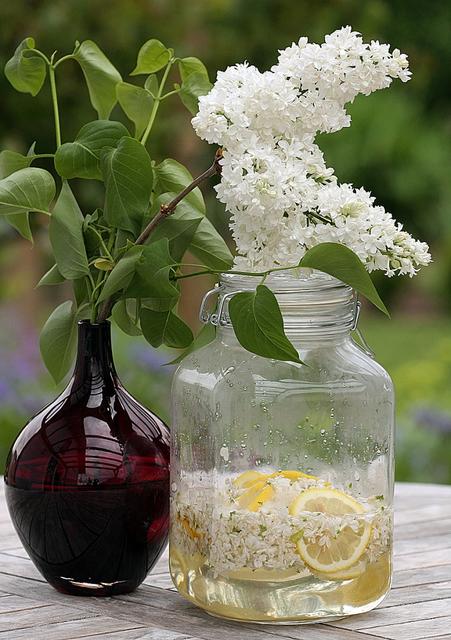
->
[0,482,450,640]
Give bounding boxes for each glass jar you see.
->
[170,271,394,624]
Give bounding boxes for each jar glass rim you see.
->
[219,268,351,294]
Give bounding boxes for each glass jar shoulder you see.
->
[172,336,393,395]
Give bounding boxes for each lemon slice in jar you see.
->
[289,487,371,573]
[237,480,274,511]
[233,470,267,489]
[269,469,319,481]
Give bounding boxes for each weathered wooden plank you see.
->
[364,615,451,639]
[144,573,175,589]
[382,581,451,608]
[0,552,45,582]
[395,517,451,540]
[0,594,50,614]
[394,533,451,556]
[395,547,451,571]
[395,483,451,498]
[393,563,451,588]
[0,604,98,633]
[79,631,199,640]
[395,504,451,526]
[330,597,451,630]
[0,616,144,640]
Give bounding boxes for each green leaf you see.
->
[127,239,179,310]
[0,168,55,216]
[73,278,89,306]
[55,120,129,180]
[150,194,203,261]
[299,243,389,316]
[4,38,47,96]
[189,217,233,270]
[154,159,205,213]
[112,299,142,336]
[101,136,153,235]
[229,285,301,363]
[179,72,212,115]
[39,300,77,383]
[131,39,170,75]
[37,264,65,287]
[6,213,32,242]
[140,307,193,348]
[49,182,90,279]
[97,245,143,302]
[178,57,210,83]
[144,74,159,96]
[0,150,32,179]
[73,40,122,119]
[93,258,114,271]
[116,82,154,138]
[166,323,215,365]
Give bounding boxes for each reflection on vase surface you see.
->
[5,321,170,596]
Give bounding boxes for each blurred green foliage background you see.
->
[0,0,450,482]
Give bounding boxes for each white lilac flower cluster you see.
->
[192,27,431,276]
[171,473,392,576]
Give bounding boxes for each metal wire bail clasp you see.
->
[199,284,224,325]
[199,284,247,326]
[351,299,375,358]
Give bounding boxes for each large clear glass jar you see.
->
[170,271,394,624]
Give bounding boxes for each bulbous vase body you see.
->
[4,321,170,596]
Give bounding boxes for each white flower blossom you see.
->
[192,26,431,276]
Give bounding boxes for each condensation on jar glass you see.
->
[169,270,394,624]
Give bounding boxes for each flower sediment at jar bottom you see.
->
[171,469,392,585]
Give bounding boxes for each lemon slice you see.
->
[289,487,371,573]
[233,470,267,489]
[316,559,367,581]
[237,482,274,511]
[268,469,319,481]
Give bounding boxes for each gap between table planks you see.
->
[0,483,450,640]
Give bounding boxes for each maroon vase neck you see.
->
[72,320,118,389]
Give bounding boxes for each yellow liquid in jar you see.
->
[170,545,392,623]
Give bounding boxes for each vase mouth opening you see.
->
[77,319,111,327]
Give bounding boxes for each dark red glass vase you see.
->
[4,320,170,596]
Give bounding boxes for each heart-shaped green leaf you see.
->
[97,245,144,302]
[179,72,212,115]
[127,239,179,310]
[131,39,170,75]
[154,159,205,213]
[112,299,142,336]
[299,243,389,315]
[101,136,153,235]
[190,217,233,270]
[116,82,154,138]
[4,37,47,96]
[6,213,33,242]
[37,264,65,287]
[0,168,55,216]
[40,300,77,383]
[229,284,301,363]
[0,150,33,179]
[178,57,210,83]
[140,307,193,348]
[54,120,129,180]
[49,182,90,280]
[74,40,122,119]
